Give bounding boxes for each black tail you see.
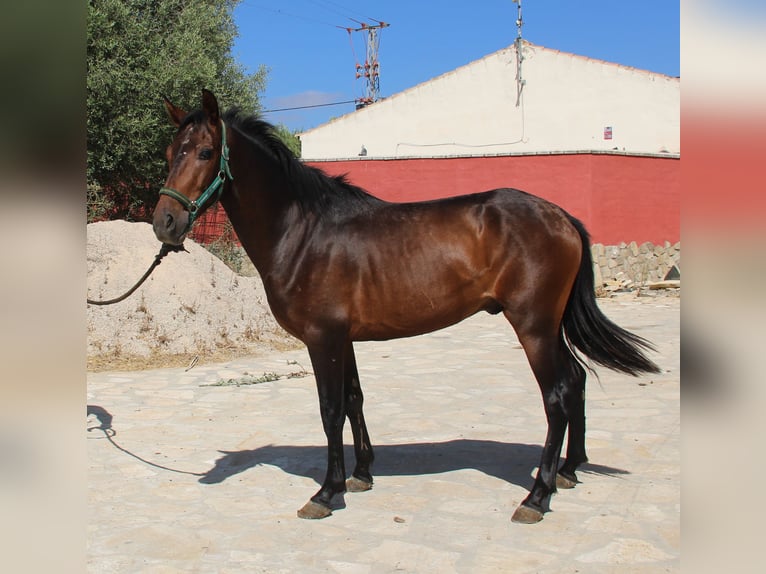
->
[562,217,661,376]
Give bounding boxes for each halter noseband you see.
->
[159,120,233,232]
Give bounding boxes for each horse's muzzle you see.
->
[152,204,189,246]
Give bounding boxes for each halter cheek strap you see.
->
[159,121,233,232]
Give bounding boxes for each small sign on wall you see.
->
[604,126,613,140]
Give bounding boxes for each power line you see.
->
[241,0,380,30]
[263,99,357,113]
[239,1,338,28]
[304,0,353,21]
[306,0,382,24]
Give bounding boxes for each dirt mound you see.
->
[87,220,298,371]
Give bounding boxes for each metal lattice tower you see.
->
[345,21,389,108]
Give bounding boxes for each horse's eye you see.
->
[198,149,213,160]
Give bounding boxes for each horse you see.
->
[152,90,660,523]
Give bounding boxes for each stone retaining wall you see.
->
[592,241,681,286]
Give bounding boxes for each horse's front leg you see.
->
[297,338,348,519]
[511,331,572,524]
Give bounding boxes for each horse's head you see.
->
[152,89,232,245]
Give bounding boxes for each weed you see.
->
[201,361,311,387]
[204,222,243,273]
[136,293,148,314]
[87,183,116,223]
[180,302,198,315]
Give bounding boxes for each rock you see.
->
[663,265,680,280]
[647,279,680,290]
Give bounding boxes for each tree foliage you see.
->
[87,0,267,221]
[273,124,302,158]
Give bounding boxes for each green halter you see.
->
[159,121,233,232]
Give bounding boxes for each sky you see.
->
[232,1,680,132]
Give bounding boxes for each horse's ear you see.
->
[202,89,220,125]
[163,96,186,127]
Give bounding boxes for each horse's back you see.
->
[380,187,574,226]
[366,187,582,256]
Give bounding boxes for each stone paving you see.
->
[87,294,679,573]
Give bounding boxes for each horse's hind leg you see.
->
[557,359,588,489]
[344,342,374,492]
[509,321,580,524]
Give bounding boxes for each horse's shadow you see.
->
[199,439,628,491]
[87,405,628,490]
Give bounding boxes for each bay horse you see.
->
[152,90,660,523]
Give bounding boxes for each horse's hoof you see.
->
[556,473,577,489]
[511,504,544,524]
[346,476,373,492]
[297,500,332,520]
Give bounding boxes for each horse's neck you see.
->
[220,153,300,276]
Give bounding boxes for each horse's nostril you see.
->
[165,212,174,230]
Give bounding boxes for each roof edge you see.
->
[302,149,681,162]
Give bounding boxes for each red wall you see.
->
[306,153,679,245]
[191,153,679,246]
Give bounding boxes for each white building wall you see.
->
[300,41,680,160]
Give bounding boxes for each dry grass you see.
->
[86,338,304,373]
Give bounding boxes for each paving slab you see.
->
[87,294,679,573]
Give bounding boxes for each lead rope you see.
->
[86,242,187,306]
[87,406,205,476]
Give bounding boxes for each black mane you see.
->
[221,109,383,214]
